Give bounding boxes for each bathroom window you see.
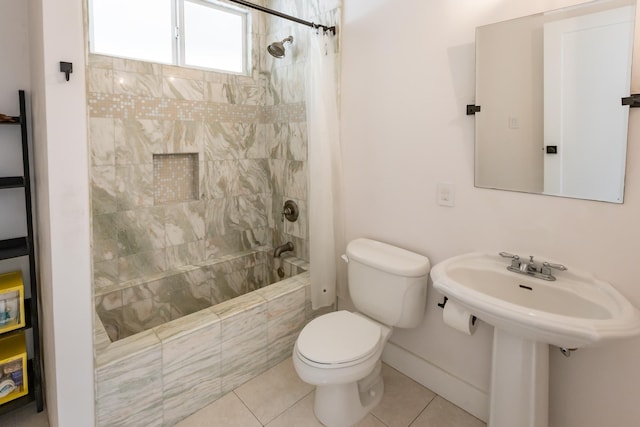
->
[89,0,248,74]
[180,0,246,73]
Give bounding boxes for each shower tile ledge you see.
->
[255,274,307,301]
[94,246,274,297]
[154,307,221,343]
[95,327,161,369]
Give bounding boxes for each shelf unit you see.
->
[0,90,43,414]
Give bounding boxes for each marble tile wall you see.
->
[264,0,341,261]
[96,251,308,342]
[94,259,319,427]
[88,55,276,295]
[95,330,164,426]
[88,67,311,292]
[155,310,222,426]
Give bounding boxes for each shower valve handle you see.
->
[281,200,299,223]
[281,207,292,222]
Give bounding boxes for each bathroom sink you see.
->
[432,252,640,427]
[431,252,640,348]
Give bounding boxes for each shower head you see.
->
[267,36,294,58]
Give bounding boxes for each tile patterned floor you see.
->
[0,357,485,427]
[175,358,485,427]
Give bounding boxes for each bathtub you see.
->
[93,249,327,426]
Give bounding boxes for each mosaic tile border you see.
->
[88,93,306,123]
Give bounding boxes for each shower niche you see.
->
[153,153,199,205]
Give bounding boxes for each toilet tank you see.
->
[346,238,430,328]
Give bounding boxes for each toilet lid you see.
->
[297,311,381,365]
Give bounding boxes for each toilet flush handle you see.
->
[341,254,349,263]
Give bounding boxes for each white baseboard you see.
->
[382,342,489,423]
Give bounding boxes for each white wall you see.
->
[0,1,30,245]
[0,1,30,106]
[341,1,640,426]
[28,0,95,425]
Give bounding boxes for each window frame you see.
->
[177,0,249,74]
[88,0,250,75]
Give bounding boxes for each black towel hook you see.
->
[59,62,73,82]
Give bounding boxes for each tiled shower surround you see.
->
[88,56,309,288]
[88,58,312,424]
[88,1,341,425]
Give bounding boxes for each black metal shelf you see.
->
[0,91,43,414]
[0,177,25,189]
[0,237,29,260]
[0,116,20,125]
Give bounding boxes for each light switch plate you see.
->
[437,182,455,207]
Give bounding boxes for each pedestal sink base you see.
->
[432,252,640,426]
[489,328,549,427]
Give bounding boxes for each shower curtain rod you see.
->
[226,0,336,34]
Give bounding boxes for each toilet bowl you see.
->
[293,238,430,427]
[293,311,392,427]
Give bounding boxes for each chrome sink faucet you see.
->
[499,252,567,281]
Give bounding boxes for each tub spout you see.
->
[274,242,294,258]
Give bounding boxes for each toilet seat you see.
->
[297,311,382,367]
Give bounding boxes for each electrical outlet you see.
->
[437,182,455,207]
[508,116,519,129]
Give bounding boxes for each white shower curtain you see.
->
[306,31,344,310]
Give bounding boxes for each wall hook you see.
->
[59,62,73,81]
[622,94,640,108]
[466,104,481,115]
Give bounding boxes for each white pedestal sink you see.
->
[490,329,548,427]
[431,253,640,427]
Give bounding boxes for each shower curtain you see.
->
[306,30,344,309]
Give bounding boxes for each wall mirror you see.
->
[473,0,636,203]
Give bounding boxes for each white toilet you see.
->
[293,238,430,427]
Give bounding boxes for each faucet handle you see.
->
[500,252,522,269]
[281,207,291,222]
[499,252,520,260]
[542,261,567,271]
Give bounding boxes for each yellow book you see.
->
[0,332,28,405]
[0,271,25,334]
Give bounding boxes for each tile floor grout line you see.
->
[371,412,390,427]
[261,388,315,426]
[407,394,438,427]
[231,384,314,427]
[232,390,264,426]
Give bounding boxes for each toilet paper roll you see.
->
[442,300,478,335]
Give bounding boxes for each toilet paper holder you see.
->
[437,296,477,325]
[437,296,448,309]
